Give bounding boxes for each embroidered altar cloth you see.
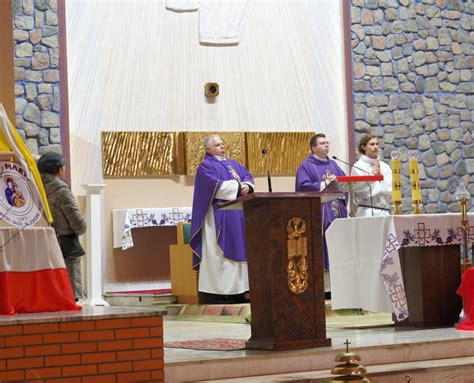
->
[113,207,192,250]
[327,213,474,321]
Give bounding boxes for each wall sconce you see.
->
[205,83,219,98]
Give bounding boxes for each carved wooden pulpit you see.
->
[221,192,342,351]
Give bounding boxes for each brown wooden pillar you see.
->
[0,1,15,122]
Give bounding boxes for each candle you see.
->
[390,151,402,204]
[409,156,421,203]
[392,160,401,201]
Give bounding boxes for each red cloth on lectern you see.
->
[456,268,474,330]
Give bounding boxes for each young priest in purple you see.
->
[190,135,254,304]
[295,133,348,269]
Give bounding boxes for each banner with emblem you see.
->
[0,103,51,225]
[0,161,43,227]
[0,104,79,315]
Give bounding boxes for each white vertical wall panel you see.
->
[66,0,347,192]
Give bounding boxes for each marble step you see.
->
[104,292,177,307]
[192,355,474,382]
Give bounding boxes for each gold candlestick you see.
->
[456,183,471,274]
[408,152,422,214]
[390,151,402,215]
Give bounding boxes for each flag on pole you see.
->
[0,103,52,224]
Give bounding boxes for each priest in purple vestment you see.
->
[190,134,254,304]
[295,133,348,269]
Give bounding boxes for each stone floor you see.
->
[163,316,474,382]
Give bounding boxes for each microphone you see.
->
[331,155,375,217]
[332,156,371,175]
[261,149,272,193]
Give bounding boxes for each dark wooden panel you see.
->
[236,192,331,350]
[112,226,176,282]
[396,245,462,327]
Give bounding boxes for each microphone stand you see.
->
[262,149,272,193]
[332,156,375,217]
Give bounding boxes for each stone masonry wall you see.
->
[10,0,473,212]
[13,0,61,156]
[350,0,473,212]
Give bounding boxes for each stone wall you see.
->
[350,0,473,212]
[12,0,61,156]
[10,0,473,211]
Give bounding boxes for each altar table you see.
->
[327,213,473,321]
[0,227,80,315]
[112,207,192,250]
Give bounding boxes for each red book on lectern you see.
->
[336,175,384,183]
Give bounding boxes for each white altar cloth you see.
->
[112,207,192,250]
[327,213,474,319]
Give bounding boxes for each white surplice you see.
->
[351,155,392,217]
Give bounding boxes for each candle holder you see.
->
[390,151,403,215]
[408,151,422,214]
[393,200,403,215]
[456,183,471,274]
[412,200,423,215]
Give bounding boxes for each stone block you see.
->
[26,138,39,154]
[41,111,59,127]
[23,102,40,124]
[14,16,34,30]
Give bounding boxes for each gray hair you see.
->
[203,134,221,152]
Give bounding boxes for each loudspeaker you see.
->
[205,82,219,97]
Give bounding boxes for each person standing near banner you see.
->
[351,133,392,217]
[37,152,87,301]
[190,134,254,304]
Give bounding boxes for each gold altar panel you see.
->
[102,132,184,177]
[247,133,313,175]
[184,132,246,175]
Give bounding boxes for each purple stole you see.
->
[295,155,348,268]
[190,154,254,270]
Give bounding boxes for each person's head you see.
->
[203,134,225,157]
[4,176,13,189]
[37,151,66,176]
[358,133,379,159]
[310,133,329,158]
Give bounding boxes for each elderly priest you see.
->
[190,134,254,304]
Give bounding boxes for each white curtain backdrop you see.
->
[66,0,348,194]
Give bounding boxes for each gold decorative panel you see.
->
[184,132,246,175]
[101,131,314,177]
[287,217,308,294]
[246,132,313,175]
[102,132,184,177]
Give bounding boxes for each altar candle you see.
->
[391,159,402,202]
[409,158,421,202]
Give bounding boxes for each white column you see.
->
[82,184,109,306]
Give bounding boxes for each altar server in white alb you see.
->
[351,133,392,217]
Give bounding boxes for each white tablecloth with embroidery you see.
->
[112,207,192,250]
[326,213,474,320]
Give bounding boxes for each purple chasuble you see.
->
[295,155,348,268]
[190,154,254,270]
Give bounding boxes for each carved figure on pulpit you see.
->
[287,217,308,294]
